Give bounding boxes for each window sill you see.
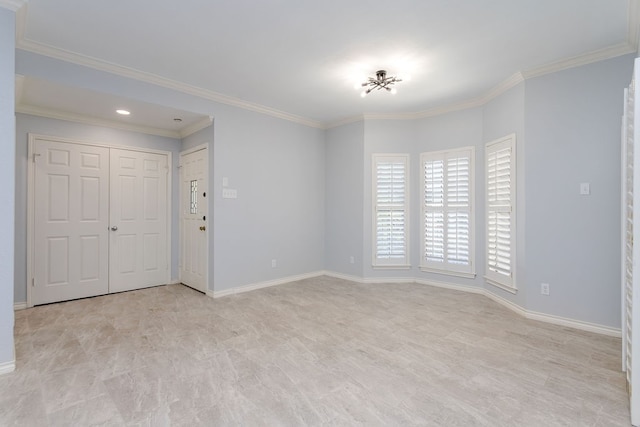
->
[485,276,517,294]
[372,265,412,270]
[420,267,476,279]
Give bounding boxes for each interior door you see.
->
[179,147,208,293]
[32,139,110,305]
[109,148,169,293]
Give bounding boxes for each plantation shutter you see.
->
[421,148,474,276]
[373,155,409,267]
[485,134,516,291]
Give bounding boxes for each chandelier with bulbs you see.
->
[358,70,402,97]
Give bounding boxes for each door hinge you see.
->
[32,153,41,163]
[32,278,35,287]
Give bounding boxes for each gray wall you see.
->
[16,49,326,295]
[0,6,16,367]
[14,114,183,303]
[212,108,325,291]
[325,121,365,276]
[524,54,633,327]
[325,54,633,329]
[11,46,635,330]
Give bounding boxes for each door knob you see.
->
[111,226,118,231]
[199,226,206,231]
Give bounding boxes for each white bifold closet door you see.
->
[31,137,169,305]
[33,140,110,304]
[109,149,168,293]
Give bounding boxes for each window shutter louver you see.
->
[373,155,409,267]
[485,135,516,291]
[421,148,474,277]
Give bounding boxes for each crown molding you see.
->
[522,42,635,80]
[16,104,185,139]
[179,115,213,138]
[16,39,325,130]
[325,115,364,129]
[324,42,633,128]
[0,0,27,12]
[14,2,638,131]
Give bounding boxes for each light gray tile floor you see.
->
[0,276,631,425]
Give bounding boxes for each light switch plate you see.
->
[580,182,590,195]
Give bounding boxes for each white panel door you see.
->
[179,147,208,293]
[110,149,169,293]
[32,139,110,305]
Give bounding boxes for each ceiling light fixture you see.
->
[359,70,402,98]
[116,109,130,115]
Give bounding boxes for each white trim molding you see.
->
[0,359,15,375]
[484,290,621,337]
[179,116,213,138]
[16,39,324,130]
[0,0,27,12]
[522,42,636,80]
[199,269,620,337]
[13,1,636,132]
[208,271,325,298]
[16,104,184,139]
[14,302,27,311]
[323,271,621,337]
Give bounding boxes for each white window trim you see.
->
[485,133,517,293]
[372,154,410,268]
[420,147,476,278]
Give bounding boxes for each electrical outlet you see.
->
[349,256,355,264]
[222,188,237,199]
[271,259,277,268]
[541,283,550,295]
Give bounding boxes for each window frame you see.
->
[485,133,517,293]
[372,153,410,269]
[420,147,476,278]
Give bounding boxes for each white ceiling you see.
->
[15,76,212,138]
[12,0,639,129]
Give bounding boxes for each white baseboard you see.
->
[201,269,621,338]
[209,271,325,298]
[323,271,366,283]
[415,278,484,295]
[323,270,418,285]
[323,270,621,338]
[483,289,621,337]
[0,359,15,375]
[14,302,27,311]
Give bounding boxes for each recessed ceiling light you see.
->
[116,109,130,115]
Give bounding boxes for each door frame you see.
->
[178,143,209,293]
[26,133,173,307]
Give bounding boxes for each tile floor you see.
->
[0,276,631,426]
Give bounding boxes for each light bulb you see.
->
[116,109,130,115]
[390,88,397,95]
[353,82,361,90]
[360,91,367,98]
